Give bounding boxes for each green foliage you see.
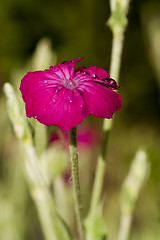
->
[85,204,108,240]
[4,83,73,240]
[4,83,32,142]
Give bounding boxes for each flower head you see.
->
[20,57,122,131]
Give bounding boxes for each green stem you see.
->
[69,127,84,240]
[91,120,112,210]
[110,27,124,80]
[86,121,112,240]
[86,4,129,240]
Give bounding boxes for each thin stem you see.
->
[86,121,112,240]
[90,120,112,212]
[86,9,127,240]
[69,127,84,240]
[110,27,124,81]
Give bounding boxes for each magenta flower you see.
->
[20,57,122,131]
[50,126,100,149]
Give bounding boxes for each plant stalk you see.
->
[117,213,132,240]
[69,127,84,240]
[86,1,131,239]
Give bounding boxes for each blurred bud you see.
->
[31,37,57,70]
[50,126,100,151]
[3,83,32,143]
[120,149,150,214]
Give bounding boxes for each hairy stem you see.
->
[69,127,84,240]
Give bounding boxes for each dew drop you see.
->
[103,78,117,86]
[70,100,73,103]
[35,116,37,119]
[107,78,116,85]
[44,80,48,84]
[53,99,56,102]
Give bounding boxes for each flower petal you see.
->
[20,72,90,130]
[79,82,122,118]
[76,66,119,90]
[20,71,63,101]
[78,66,110,79]
[48,57,84,80]
[44,89,90,130]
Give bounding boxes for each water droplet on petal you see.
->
[53,99,56,102]
[44,80,48,84]
[103,78,116,85]
[35,116,37,119]
[70,100,73,103]
[107,78,116,85]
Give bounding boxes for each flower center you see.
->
[65,78,76,89]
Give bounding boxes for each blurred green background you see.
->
[0,0,160,240]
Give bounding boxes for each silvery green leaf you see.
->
[85,204,108,240]
[3,83,32,143]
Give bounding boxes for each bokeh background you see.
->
[0,0,160,239]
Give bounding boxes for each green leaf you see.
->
[3,83,32,143]
[85,204,108,240]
